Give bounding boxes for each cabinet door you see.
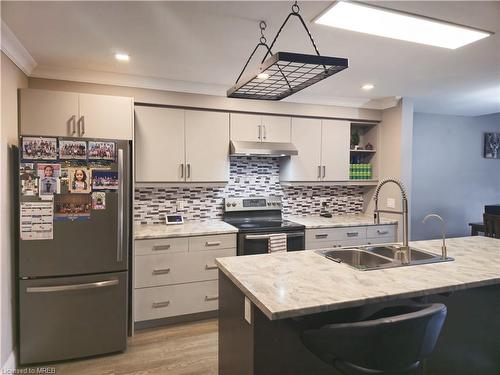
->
[20,89,79,137]
[185,110,229,182]
[321,120,350,181]
[230,113,261,141]
[135,107,185,182]
[261,115,291,143]
[78,93,133,140]
[280,118,322,181]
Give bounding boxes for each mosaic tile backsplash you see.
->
[134,157,364,224]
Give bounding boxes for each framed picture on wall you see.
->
[484,133,500,159]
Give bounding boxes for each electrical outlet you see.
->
[176,200,186,211]
[387,198,396,209]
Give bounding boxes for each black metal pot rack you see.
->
[227,1,348,101]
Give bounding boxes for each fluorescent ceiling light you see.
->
[314,1,492,49]
[115,53,130,61]
[362,83,374,90]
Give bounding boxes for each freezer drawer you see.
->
[19,271,127,365]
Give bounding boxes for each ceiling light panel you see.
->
[315,1,492,49]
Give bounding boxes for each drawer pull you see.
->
[152,244,171,251]
[205,264,218,270]
[315,234,328,239]
[152,301,170,308]
[205,241,221,247]
[346,232,359,237]
[152,268,171,275]
[377,230,389,235]
[205,295,219,301]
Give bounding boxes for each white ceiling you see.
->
[2,1,500,116]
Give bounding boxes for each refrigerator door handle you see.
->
[26,279,119,293]
[117,148,124,263]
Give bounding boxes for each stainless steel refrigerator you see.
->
[17,136,131,365]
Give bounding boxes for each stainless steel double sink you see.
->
[318,245,454,271]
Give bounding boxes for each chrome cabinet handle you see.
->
[152,244,171,251]
[318,166,321,179]
[180,164,184,178]
[258,125,262,140]
[27,279,118,293]
[117,149,124,262]
[322,166,326,178]
[69,115,76,135]
[263,125,267,140]
[187,164,191,178]
[152,268,171,275]
[377,230,389,235]
[152,301,170,308]
[205,264,218,270]
[315,234,328,239]
[346,232,359,237]
[81,115,85,135]
[205,295,218,301]
[205,241,221,247]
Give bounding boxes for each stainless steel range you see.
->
[223,197,305,256]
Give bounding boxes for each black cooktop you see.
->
[224,219,305,233]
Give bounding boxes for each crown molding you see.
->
[1,20,37,75]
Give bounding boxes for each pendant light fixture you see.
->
[227,2,348,101]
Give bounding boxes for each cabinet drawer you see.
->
[189,234,236,252]
[135,248,234,288]
[135,237,188,256]
[134,280,218,322]
[307,227,367,242]
[367,225,397,239]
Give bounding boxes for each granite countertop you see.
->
[216,236,500,320]
[134,220,238,240]
[285,214,397,228]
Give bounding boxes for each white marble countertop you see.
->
[216,236,500,320]
[134,220,238,240]
[285,214,397,228]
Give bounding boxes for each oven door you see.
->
[238,231,305,256]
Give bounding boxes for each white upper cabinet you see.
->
[280,118,322,181]
[20,89,79,137]
[135,107,185,182]
[280,118,351,182]
[78,94,133,140]
[230,113,290,143]
[321,120,350,181]
[135,107,230,183]
[185,110,230,182]
[19,89,133,139]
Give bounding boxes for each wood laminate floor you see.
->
[50,319,218,375]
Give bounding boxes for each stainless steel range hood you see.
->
[230,141,298,157]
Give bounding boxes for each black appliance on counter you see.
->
[223,197,305,256]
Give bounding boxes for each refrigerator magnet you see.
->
[59,140,87,160]
[88,141,116,161]
[20,163,36,181]
[39,177,59,199]
[21,178,38,197]
[92,170,118,191]
[54,194,91,221]
[92,192,106,210]
[21,137,57,160]
[68,168,92,193]
[37,163,61,178]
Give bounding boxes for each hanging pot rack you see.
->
[227,1,348,101]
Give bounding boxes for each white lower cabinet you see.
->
[305,225,397,250]
[134,234,236,323]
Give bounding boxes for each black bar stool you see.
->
[301,303,447,375]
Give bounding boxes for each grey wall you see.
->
[411,112,500,240]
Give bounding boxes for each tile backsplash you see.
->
[134,157,364,224]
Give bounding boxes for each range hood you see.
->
[230,141,298,157]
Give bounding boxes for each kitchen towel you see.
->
[268,233,287,253]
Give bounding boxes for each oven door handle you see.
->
[244,232,304,240]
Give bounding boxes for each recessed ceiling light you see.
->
[362,84,374,90]
[115,53,130,62]
[256,73,270,80]
[314,1,493,49]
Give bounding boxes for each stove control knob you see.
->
[226,203,231,207]
[231,203,237,207]
[267,202,271,206]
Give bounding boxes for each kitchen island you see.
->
[216,236,500,375]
